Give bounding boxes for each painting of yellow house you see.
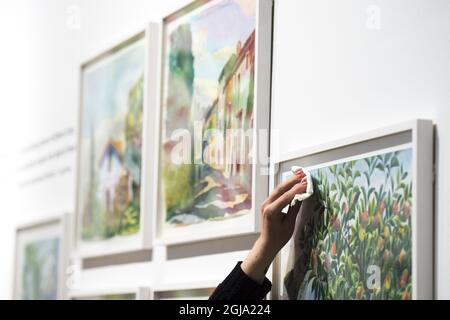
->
[160,0,257,230]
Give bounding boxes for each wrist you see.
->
[255,236,279,263]
[241,236,278,284]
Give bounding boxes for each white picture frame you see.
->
[74,23,160,258]
[154,0,273,245]
[68,287,152,300]
[272,119,434,300]
[13,213,71,300]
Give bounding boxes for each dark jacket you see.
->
[209,262,271,300]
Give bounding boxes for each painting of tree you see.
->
[282,147,413,300]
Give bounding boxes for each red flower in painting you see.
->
[331,242,337,257]
[401,291,411,300]
[332,217,341,231]
[399,269,409,288]
[403,201,411,219]
[392,200,399,215]
[361,210,369,224]
[356,286,365,299]
[399,249,407,265]
[373,213,380,228]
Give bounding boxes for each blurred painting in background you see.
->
[14,216,66,300]
[21,238,59,300]
[281,147,413,300]
[160,0,257,238]
[78,34,145,244]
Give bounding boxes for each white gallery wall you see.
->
[271,0,450,299]
[0,0,449,299]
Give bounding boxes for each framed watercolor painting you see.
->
[75,24,159,258]
[68,287,152,300]
[155,0,273,245]
[13,214,70,300]
[273,120,434,300]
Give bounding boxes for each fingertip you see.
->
[294,170,306,178]
[287,173,303,186]
[293,181,307,191]
[291,185,307,197]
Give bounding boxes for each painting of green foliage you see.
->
[283,147,413,300]
[21,238,59,300]
[78,35,145,242]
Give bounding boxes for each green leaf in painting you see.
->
[339,167,345,178]
[390,157,400,168]
[364,172,371,185]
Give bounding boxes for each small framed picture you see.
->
[13,214,70,300]
[273,120,433,300]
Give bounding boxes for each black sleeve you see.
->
[209,262,272,300]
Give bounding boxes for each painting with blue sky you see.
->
[160,0,258,232]
[78,35,145,242]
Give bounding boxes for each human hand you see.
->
[241,169,308,284]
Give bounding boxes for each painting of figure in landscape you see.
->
[78,35,145,242]
[282,147,413,300]
[160,0,257,232]
[20,238,59,300]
